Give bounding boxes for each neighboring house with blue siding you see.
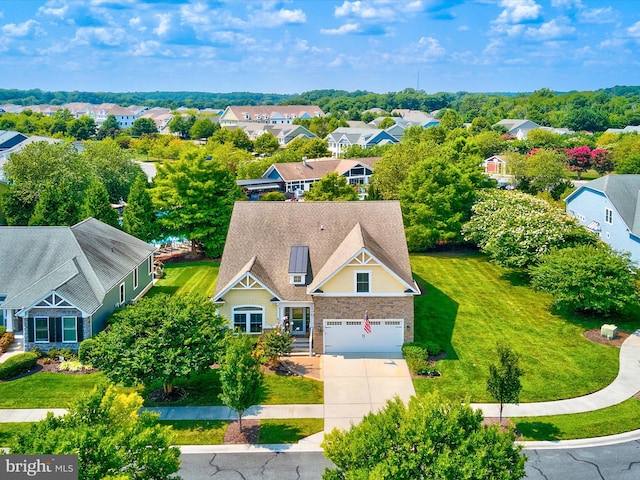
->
[565,175,640,263]
[0,218,156,352]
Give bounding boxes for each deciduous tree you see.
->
[88,294,228,395]
[253,132,280,155]
[6,383,180,480]
[530,244,639,314]
[487,344,524,422]
[130,117,158,137]
[122,175,158,241]
[219,334,263,432]
[304,172,359,201]
[151,155,243,257]
[322,393,526,480]
[81,179,120,227]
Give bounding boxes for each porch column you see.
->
[5,310,13,332]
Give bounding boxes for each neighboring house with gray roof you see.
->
[213,201,420,354]
[325,127,398,157]
[565,174,640,262]
[0,218,156,352]
[494,119,542,139]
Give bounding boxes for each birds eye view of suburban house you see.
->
[2,85,640,480]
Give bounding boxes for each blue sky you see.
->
[1,0,639,95]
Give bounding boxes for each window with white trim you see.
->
[62,317,77,342]
[119,283,125,304]
[35,317,49,343]
[148,256,153,275]
[133,268,139,290]
[355,271,371,293]
[605,208,613,224]
[232,306,264,334]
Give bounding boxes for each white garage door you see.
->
[323,319,404,353]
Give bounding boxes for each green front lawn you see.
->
[159,420,228,445]
[149,260,219,297]
[411,252,640,403]
[258,418,324,444]
[515,397,640,441]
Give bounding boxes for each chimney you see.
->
[302,156,308,167]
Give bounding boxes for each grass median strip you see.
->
[514,397,640,441]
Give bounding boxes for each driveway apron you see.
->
[323,353,415,432]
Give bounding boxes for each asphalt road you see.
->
[524,441,640,480]
[179,451,334,479]
[179,441,640,480]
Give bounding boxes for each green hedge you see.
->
[0,326,6,336]
[0,352,39,380]
[402,342,441,376]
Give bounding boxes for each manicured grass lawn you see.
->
[515,397,640,441]
[411,252,640,403]
[159,420,228,445]
[149,260,219,297]
[0,372,108,408]
[258,419,324,444]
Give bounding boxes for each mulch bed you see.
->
[583,328,629,348]
[223,419,260,444]
[409,351,446,379]
[482,417,522,439]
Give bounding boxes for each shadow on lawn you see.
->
[515,421,562,441]
[413,274,459,361]
[147,286,180,297]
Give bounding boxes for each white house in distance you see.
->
[218,105,325,127]
[325,128,398,158]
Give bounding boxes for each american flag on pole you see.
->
[364,311,372,334]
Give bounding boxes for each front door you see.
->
[288,307,307,335]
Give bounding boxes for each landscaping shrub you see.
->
[47,348,77,361]
[78,338,96,364]
[59,360,91,372]
[0,352,39,380]
[0,326,6,336]
[0,331,15,353]
[402,342,441,376]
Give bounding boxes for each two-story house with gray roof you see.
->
[565,174,640,263]
[213,201,420,355]
[0,218,156,352]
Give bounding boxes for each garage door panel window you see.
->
[233,306,264,334]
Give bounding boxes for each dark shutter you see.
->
[55,318,62,343]
[27,318,34,343]
[77,317,84,342]
[48,318,55,343]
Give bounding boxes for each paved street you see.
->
[179,451,333,480]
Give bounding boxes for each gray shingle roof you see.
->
[574,174,640,235]
[214,201,418,303]
[0,218,155,314]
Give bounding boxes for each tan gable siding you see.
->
[320,264,407,294]
[217,288,278,327]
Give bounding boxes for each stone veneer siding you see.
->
[312,296,414,354]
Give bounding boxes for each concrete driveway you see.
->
[323,353,415,432]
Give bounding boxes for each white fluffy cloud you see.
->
[2,19,40,37]
[248,7,307,28]
[73,26,125,46]
[321,23,361,35]
[496,0,542,24]
[153,13,171,37]
[525,17,574,40]
[335,1,394,19]
[628,21,640,39]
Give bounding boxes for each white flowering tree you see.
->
[462,190,598,269]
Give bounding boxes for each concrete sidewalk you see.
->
[0,334,24,364]
[472,329,640,417]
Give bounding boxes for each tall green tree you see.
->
[87,294,228,394]
[2,141,91,225]
[96,115,120,140]
[151,154,243,257]
[80,140,141,203]
[130,117,158,137]
[219,334,263,433]
[487,344,524,422]
[530,244,639,315]
[304,172,359,201]
[322,393,526,480]
[81,180,119,227]
[6,383,180,480]
[68,116,96,140]
[190,118,219,140]
[399,156,477,251]
[122,175,157,241]
[168,114,196,139]
[254,132,280,155]
[28,179,83,226]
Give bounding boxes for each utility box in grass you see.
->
[601,324,618,340]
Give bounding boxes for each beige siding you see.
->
[217,288,279,326]
[321,264,407,294]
